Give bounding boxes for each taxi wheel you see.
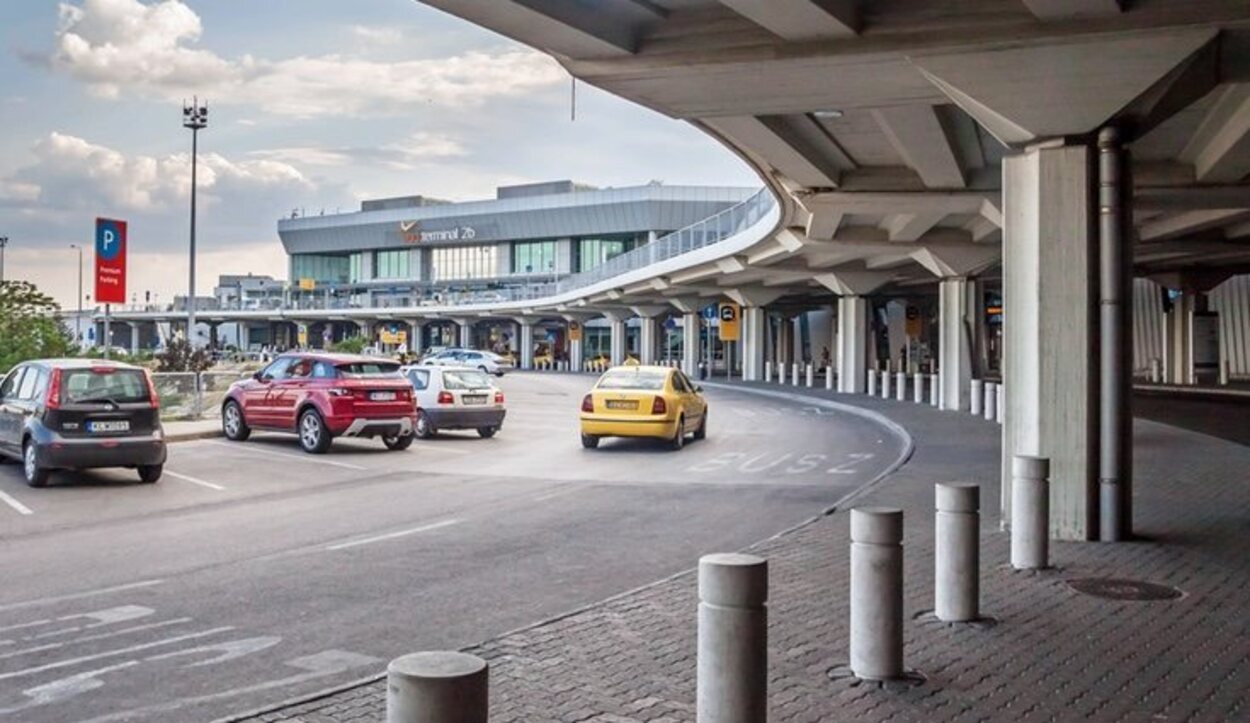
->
[693,412,707,441]
[383,434,414,451]
[670,417,685,451]
[581,434,600,449]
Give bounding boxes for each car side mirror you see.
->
[695,385,704,393]
[253,371,265,382]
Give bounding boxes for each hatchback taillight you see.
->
[46,369,63,410]
[143,369,159,408]
[581,394,593,413]
[651,396,667,415]
[494,391,505,404]
[438,391,454,405]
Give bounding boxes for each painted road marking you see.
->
[202,441,367,471]
[0,580,164,614]
[0,489,33,516]
[164,470,226,491]
[325,518,460,551]
[0,618,193,662]
[0,626,233,682]
[8,606,154,643]
[533,487,580,503]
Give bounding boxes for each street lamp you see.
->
[69,244,83,347]
[182,97,208,346]
[0,236,8,284]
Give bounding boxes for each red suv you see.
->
[222,353,417,454]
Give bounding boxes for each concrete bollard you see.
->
[867,370,877,396]
[806,364,814,388]
[935,483,980,622]
[880,370,891,400]
[779,363,787,386]
[928,373,939,408]
[850,507,904,680]
[895,372,906,401]
[697,553,767,723]
[764,360,773,383]
[1150,358,1162,384]
[984,383,997,422]
[970,379,983,416]
[387,651,488,723]
[826,366,834,391]
[913,372,924,403]
[1011,456,1051,570]
[792,363,801,387]
[996,384,1004,425]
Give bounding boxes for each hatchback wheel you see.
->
[222,400,250,441]
[298,409,332,454]
[414,410,436,439]
[383,434,413,451]
[23,441,49,488]
[138,465,163,484]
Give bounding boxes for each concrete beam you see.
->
[814,270,892,296]
[910,244,1001,278]
[704,116,849,187]
[718,0,859,41]
[1138,210,1250,242]
[801,190,999,217]
[716,256,750,274]
[1135,184,1250,211]
[629,305,671,318]
[883,213,946,242]
[667,297,703,315]
[724,287,787,308]
[871,105,967,188]
[1179,84,1250,183]
[422,0,654,57]
[1020,0,1121,20]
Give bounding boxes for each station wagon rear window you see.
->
[443,370,492,390]
[596,369,667,391]
[63,369,149,404]
[335,362,401,377]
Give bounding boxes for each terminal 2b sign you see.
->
[94,217,127,304]
[399,220,478,245]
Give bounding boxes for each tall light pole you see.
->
[70,244,83,348]
[0,236,8,284]
[183,97,208,347]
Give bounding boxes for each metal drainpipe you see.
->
[1098,127,1131,541]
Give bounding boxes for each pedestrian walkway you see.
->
[223,382,1250,723]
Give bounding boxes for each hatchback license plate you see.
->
[606,400,638,410]
[370,391,397,401]
[89,420,130,433]
[462,395,488,405]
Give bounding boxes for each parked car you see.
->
[420,350,513,376]
[401,366,506,439]
[0,359,167,486]
[578,365,708,450]
[221,353,417,454]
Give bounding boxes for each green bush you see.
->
[329,336,367,354]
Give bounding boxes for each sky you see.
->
[0,0,760,307]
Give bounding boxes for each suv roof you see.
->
[12,358,145,371]
[273,352,398,365]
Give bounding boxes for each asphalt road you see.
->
[0,373,904,722]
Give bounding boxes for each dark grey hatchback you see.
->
[0,359,167,487]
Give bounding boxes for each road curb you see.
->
[214,382,916,723]
[165,428,223,443]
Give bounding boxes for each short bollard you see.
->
[928,373,939,407]
[387,651,488,723]
[764,360,773,383]
[697,553,767,723]
[779,363,787,386]
[880,370,891,399]
[895,371,906,401]
[825,365,834,390]
[935,483,980,622]
[850,507,904,680]
[996,385,1004,425]
[913,372,924,403]
[970,379,983,416]
[867,370,877,396]
[806,363,814,388]
[1011,456,1051,570]
[1150,358,1162,384]
[792,363,801,387]
[984,383,997,422]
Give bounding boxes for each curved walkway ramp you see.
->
[223,384,1250,722]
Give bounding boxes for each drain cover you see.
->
[1066,578,1183,601]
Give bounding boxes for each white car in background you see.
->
[401,366,506,439]
[419,349,513,376]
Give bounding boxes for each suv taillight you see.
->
[46,369,63,410]
[494,391,505,404]
[143,370,159,408]
[438,391,454,405]
[581,394,593,413]
[651,396,667,415]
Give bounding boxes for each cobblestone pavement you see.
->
[226,384,1250,723]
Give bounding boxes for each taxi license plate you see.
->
[89,420,130,433]
[462,395,488,405]
[606,400,638,410]
[370,391,397,402]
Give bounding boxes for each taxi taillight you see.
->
[651,396,667,415]
[581,394,593,413]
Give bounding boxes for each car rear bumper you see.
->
[37,434,168,470]
[579,416,677,439]
[425,408,507,430]
[333,416,416,438]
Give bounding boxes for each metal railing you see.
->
[152,371,250,420]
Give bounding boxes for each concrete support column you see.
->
[458,321,472,349]
[742,307,765,382]
[837,296,868,393]
[1002,142,1099,540]
[639,318,659,366]
[939,277,974,412]
[682,313,699,378]
[519,322,534,370]
[609,318,627,367]
[129,322,140,355]
[696,554,768,723]
[849,507,904,680]
[935,483,980,623]
[387,651,488,723]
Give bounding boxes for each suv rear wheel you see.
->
[298,409,332,454]
[383,434,413,451]
[23,440,49,488]
[222,400,250,441]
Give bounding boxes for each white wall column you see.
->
[939,278,975,412]
[1002,142,1098,541]
[837,296,868,393]
[742,306,766,381]
[608,317,627,366]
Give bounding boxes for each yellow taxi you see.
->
[578,365,708,450]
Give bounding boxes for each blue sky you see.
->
[0,0,758,306]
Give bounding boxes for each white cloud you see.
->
[50,0,566,117]
[250,132,467,171]
[351,25,403,45]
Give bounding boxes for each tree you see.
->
[329,336,366,354]
[155,337,213,373]
[0,280,73,373]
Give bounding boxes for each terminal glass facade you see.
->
[290,254,349,285]
[374,250,412,280]
[513,240,558,275]
[430,245,499,281]
[576,236,636,273]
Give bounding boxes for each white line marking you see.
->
[164,470,226,491]
[0,580,164,614]
[0,618,193,661]
[203,440,367,470]
[0,626,232,681]
[0,489,32,516]
[325,519,460,551]
[533,488,580,502]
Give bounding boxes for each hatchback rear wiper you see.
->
[74,396,123,407]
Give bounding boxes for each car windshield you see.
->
[62,368,149,404]
[335,362,401,377]
[443,370,493,390]
[597,369,668,391]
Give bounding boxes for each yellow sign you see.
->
[718,302,741,341]
[905,306,922,337]
[568,321,582,342]
[297,324,308,346]
[298,277,316,291]
[380,329,408,345]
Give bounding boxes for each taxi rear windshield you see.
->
[335,362,401,377]
[63,369,149,404]
[596,369,667,391]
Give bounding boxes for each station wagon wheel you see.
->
[414,410,436,439]
[23,441,49,488]
[222,400,250,441]
[299,409,332,454]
